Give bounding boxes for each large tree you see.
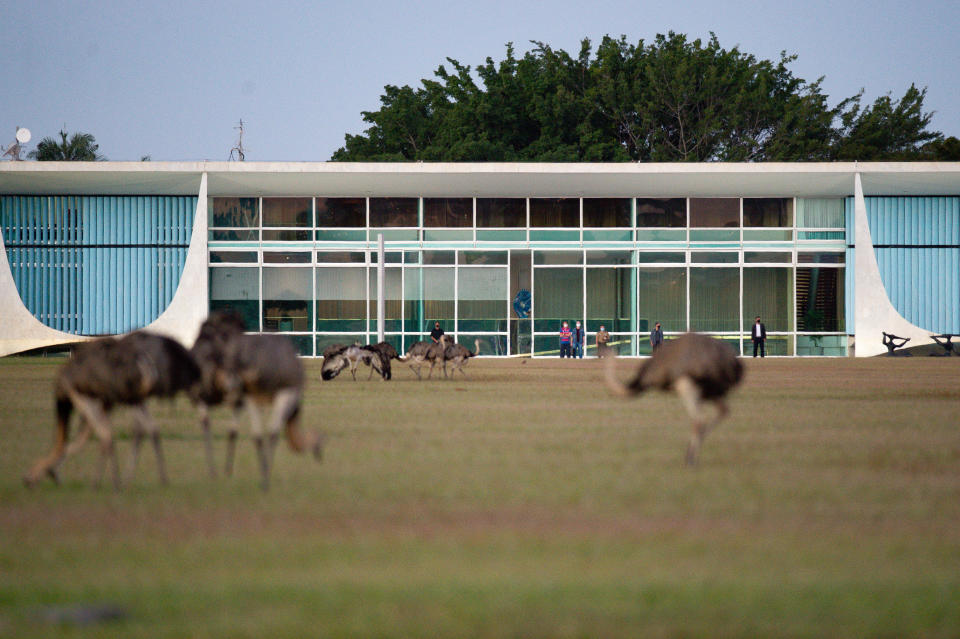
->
[28,129,105,161]
[333,33,947,162]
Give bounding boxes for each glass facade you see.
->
[209,196,847,356]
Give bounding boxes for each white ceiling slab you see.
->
[1,161,958,198]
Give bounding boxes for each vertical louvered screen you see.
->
[864,196,960,334]
[1,195,196,335]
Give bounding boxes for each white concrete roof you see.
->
[1,161,959,198]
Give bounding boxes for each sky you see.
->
[1,0,958,162]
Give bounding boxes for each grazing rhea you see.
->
[361,342,401,380]
[400,335,447,380]
[192,311,324,490]
[189,311,248,477]
[442,339,482,378]
[604,333,743,466]
[23,332,200,489]
[321,343,372,381]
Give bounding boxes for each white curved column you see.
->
[0,235,91,357]
[144,172,209,347]
[853,172,932,356]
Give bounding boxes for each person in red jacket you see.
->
[559,321,572,358]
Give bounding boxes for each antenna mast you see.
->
[228,119,245,161]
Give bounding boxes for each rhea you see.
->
[23,332,200,489]
[192,311,324,490]
[441,339,482,378]
[400,335,448,380]
[605,333,743,465]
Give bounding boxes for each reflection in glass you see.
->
[583,198,630,227]
[209,267,259,330]
[403,267,454,333]
[534,251,582,265]
[797,334,846,356]
[636,252,684,263]
[798,252,844,264]
[761,336,793,356]
[636,198,686,227]
[262,229,311,241]
[212,197,258,227]
[796,267,845,332]
[369,268,402,332]
[534,268,583,331]
[510,318,531,356]
[211,229,258,241]
[691,252,738,263]
[530,198,579,227]
[638,268,686,333]
[796,198,844,228]
[370,197,418,227]
[587,268,633,333]
[745,252,792,263]
[262,267,312,332]
[690,198,739,227]
[422,251,455,265]
[744,198,792,227]
[210,251,257,264]
[743,267,792,332]
[262,198,311,227]
[316,251,365,263]
[263,252,311,264]
[285,335,314,356]
[458,267,508,332]
[586,251,632,265]
[690,268,738,331]
[460,251,507,265]
[317,197,365,227]
[316,267,367,332]
[424,198,471,227]
[458,334,507,357]
[477,198,525,227]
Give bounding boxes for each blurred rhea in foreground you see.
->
[23,332,200,488]
[192,311,324,490]
[605,333,743,466]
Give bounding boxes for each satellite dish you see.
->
[15,127,30,144]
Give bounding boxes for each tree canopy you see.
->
[333,33,950,162]
[28,129,105,161]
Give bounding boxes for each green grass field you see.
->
[1,355,959,638]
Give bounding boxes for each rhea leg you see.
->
[224,403,243,477]
[675,377,713,467]
[127,404,169,486]
[23,403,74,486]
[245,398,271,490]
[69,393,120,489]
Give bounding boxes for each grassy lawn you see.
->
[1,355,959,637]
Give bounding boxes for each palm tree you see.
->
[27,129,105,161]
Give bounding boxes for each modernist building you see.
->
[1,162,958,358]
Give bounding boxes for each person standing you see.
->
[650,322,664,353]
[559,321,572,358]
[752,316,767,357]
[572,320,585,359]
[596,324,610,357]
[430,321,445,344]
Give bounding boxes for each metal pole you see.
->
[377,233,385,343]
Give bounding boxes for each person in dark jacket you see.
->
[752,316,767,357]
[429,321,445,344]
[650,322,664,353]
[572,321,585,358]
